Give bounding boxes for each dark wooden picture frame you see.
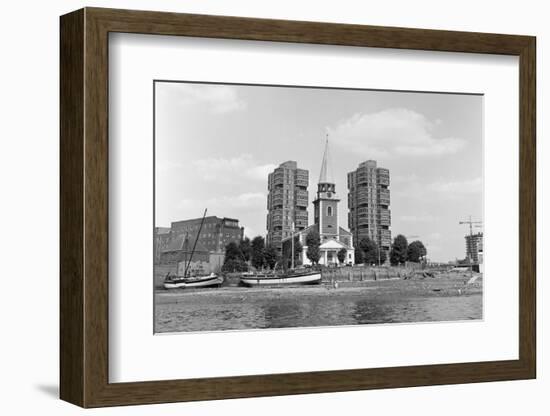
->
[60,7,536,408]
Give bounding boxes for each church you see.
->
[282,139,355,266]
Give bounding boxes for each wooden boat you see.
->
[164,273,224,289]
[240,222,322,287]
[240,270,322,287]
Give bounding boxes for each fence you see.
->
[321,266,404,282]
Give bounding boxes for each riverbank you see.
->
[155,273,483,332]
[156,273,482,304]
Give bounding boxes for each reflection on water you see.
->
[156,294,482,333]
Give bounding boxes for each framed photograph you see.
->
[60,7,536,408]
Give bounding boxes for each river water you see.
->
[155,293,482,333]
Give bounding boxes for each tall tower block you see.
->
[347,160,391,255]
[266,161,309,252]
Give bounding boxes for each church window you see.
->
[327,206,333,216]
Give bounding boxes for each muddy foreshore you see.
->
[155,273,483,306]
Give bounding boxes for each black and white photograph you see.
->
[153,81,484,333]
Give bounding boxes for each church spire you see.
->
[318,134,334,184]
[313,134,339,236]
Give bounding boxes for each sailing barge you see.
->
[164,273,223,289]
[240,220,322,287]
[163,208,224,290]
[239,270,322,287]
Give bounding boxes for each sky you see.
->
[155,81,483,262]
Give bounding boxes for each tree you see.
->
[221,258,248,273]
[239,237,252,262]
[359,237,379,265]
[222,241,247,272]
[263,245,280,270]
[282,235,303,268]
[378,248,387,265]
[224,241,242,262]
[305,230,321,265]
[390,234,408,266]
[337,248,347,264]
[251,236,265,269]
[419,242,427,260]
[354,248,364,264]
[407,240,427,263]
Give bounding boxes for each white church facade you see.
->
[282,139,355,266]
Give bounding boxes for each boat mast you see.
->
[291,221,295,270]
[183,232,189,274]
[184,208,208,277]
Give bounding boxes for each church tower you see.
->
[313,137,340,239]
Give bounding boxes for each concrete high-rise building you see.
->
[347,160,391,257]
[266,161,309,252]
[465,232,483,263]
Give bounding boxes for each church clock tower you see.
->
[313,137,340,238]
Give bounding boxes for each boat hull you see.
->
[240,272,322,287]
[164,275,224,289]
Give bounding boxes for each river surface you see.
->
[155,293,482,333]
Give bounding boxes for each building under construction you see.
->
[465,232,483,264]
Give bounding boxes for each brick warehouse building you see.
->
[266,161,309,252]
[155,216,244,273]
[347,160,391,259]
[154,226,171,264]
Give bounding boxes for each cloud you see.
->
[178,192,266,211]
[174,193,267,238]
[192,154,277,183]
[392,173,420,184]
[328,108,466,158]
[246,164,279,181]
[243,226,258,239]
[176,192,266,231]
[428,177,482,194]
[424,234,444,255]
[426,245,441,253]
[217,192,267,209]
[399,215,435,222]
[394,177,482,199]
[157,160,183,173]
[158,83,246,114]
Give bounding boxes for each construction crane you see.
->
[459,215,483,238]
